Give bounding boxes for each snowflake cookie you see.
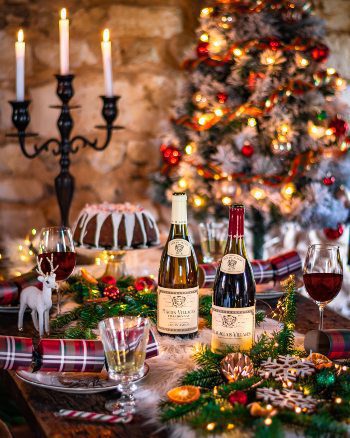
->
[259,355,315,382]
[256,387,318,412]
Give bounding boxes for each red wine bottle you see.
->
[211,204,256,353]
[157,193,199,338]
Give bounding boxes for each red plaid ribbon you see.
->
[0,271,42,306]
[199,251,301,288]
[0,336,33,370]
[38,330,159,373]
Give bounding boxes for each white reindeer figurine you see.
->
[18,254,58,337]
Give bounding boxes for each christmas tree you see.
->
[153,0,350,258]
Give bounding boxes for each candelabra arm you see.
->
[8,100,61,158]
[18,135,61,159]
[70,95,121,153]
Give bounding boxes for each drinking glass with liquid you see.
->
[303,244,343,330]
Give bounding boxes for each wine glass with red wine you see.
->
[38,227,76,314]
[303,244,343,330]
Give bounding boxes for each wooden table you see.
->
[1,295,350,438]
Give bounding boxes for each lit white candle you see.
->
[15,29,25,101]
[59,8,69,75]
[101,29,113,97]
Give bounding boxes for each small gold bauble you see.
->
[220,352,254,382]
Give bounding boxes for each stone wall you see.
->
[0,0,349,238]
[0,0,199,237]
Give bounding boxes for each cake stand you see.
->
[77,245,159,279]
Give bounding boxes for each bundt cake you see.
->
[73,202,160,250]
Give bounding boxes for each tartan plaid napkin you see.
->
[304,329,350,360]
[0,335,33,370]
[198,251,301,289]
[38,339,105,373]
[38,330,159,373]
[270,251,302,280]
[0,271,41,306]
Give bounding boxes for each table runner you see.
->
[135,319,304,437]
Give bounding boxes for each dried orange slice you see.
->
[81,268,98,285]
[167,385,200,404]
[307,352,332,370]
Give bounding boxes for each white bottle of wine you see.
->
[157,193,199,338]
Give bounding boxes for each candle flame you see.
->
[103,28,110,42]
[17,29,24,43]
[60,8,67,20]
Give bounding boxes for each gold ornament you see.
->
[220,352,254,383]
[307,353,333,370]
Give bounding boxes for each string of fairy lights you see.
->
[159,2,349,213]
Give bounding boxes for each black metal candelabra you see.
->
[8,74,122,226]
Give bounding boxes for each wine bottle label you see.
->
[157,286,199,334]
[168,239,192,258]
[211,304,255,352]
[220,254,246,274]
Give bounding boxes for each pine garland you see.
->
[160,276,350,437]
[51,275,265,338]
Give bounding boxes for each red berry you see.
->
[100,275,117,285]
[228,390,248,406]
[134,276,156,292]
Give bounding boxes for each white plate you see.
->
[16,364,149,394]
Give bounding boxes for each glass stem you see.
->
[318,304,325,330]
[117,382,137,415]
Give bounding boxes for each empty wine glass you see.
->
[303,244,343,330]
[99,316,150,415]
[38,227,76,314]
[198,220,227,262]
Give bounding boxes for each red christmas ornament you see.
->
[268,38,281,51]
[241,143,255,158]
[161,144,181,166]
[228,390,248,406]
[134,276,156,292]
[323,176,335,186]
[103,285,121,300]
[217,92,228,104]
[311,44,329,62]
[323,223,344,240]
[100,275,117,286]
[197,42,209,58]
[329,117,348,137]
